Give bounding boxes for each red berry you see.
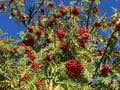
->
[112,19,118,25]
[20,73,32,81]
[43,54,51,62]
[0,87,5,90]
[27,25,33,33]
[111,33,117,39]
[114,50,119,54]
[78,26,90,39]
[39,26,44,30]
[0,38,5,43]
[47,19,54,27]
[93,6,99,13]
[94,22,102,28]
[78,38,88,48]
[10,46,19,54]
[36,29,42,36]
[20,43,31,52]
[111,79,117,84]
[49,2,55,7]
[55,30,66,40]
[31,62,43,69]
[9,0,14,2]
[54,13,62,18]
[0,49,3,54]
[60,42,69,51]
[27,52,36,60]
[89,0,95,2]
[78,26,90,48]
[0,4,5,10]
[65,60,83,77]
[101,65,112,75]
[94,48,103,56]
[71,7,79,15]
[107,22,113,27]
[35,81,45,88]
[115,24,120,31]
[59,5,68,14]
[22,34,34,47]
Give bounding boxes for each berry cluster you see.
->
[31,62,43,69]
[55,30,66,40]
[78,26,90,48]
[60,42,69,51]
[65,60,83,77]
[101,65,112,75]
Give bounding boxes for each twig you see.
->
[90,26,95,33]
[31,0,45,19]
[13,2,27,27]
[86,1,94,29]
[92,30,117,79]
[27,4,35,24]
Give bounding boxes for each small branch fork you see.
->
[13,0,45,28]
[27,0,45,25]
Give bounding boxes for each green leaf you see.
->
[19,30,26,39]
[112,7,118,13]
[101,77,111,85]
[95,0,101,5]
[54,85,61,90]
[0,29,3,34]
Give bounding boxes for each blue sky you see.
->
[0,0,120,38]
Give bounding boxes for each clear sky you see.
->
[0,0,120,38]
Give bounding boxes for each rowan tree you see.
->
[0,0,120,89]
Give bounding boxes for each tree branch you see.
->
[26,0,45,25]
[13,2,27,27]
[27,4,35,24]
[92,30,117,79]
[32,0,45,18]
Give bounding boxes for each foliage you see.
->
[0,0,120,89]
